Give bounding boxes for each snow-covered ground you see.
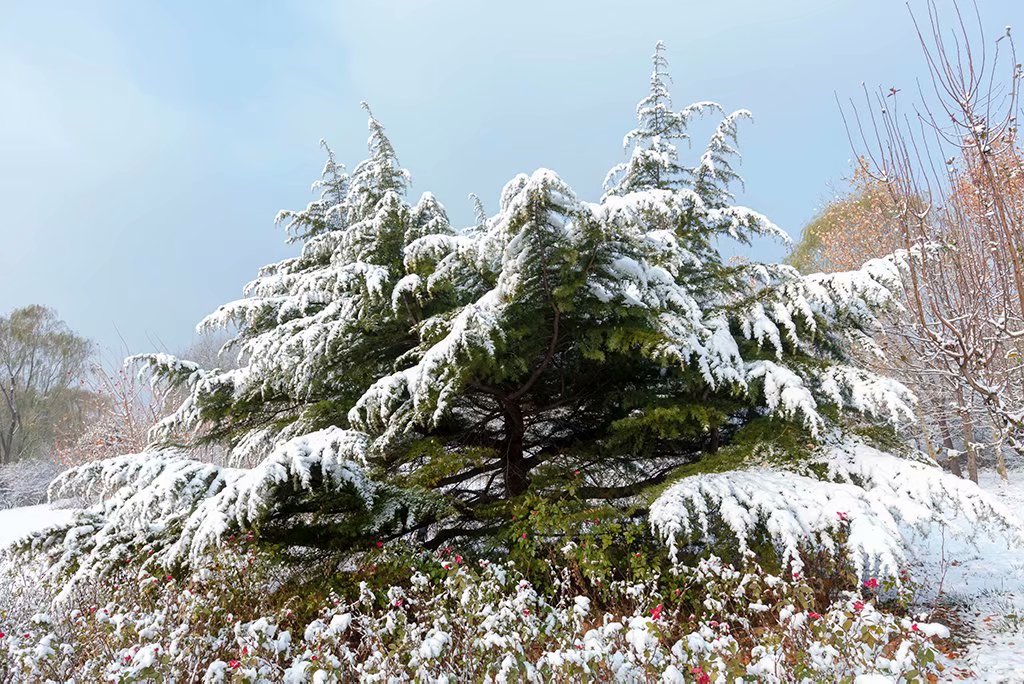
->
[1,473,1022,681]
[0,504,74,550]
[909,470,1024,683]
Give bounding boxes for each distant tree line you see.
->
[0,304,233,507]
[0,305,91,467]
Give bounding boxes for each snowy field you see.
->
[913,471,1024,683]
[0,504,74,550]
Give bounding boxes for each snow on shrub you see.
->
[0,545,948,683]
[650,440,1024,577]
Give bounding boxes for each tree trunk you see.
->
[991,442,1008,481]
[939,417,961,478]
[503,400,529,498]
[960,409,979,484]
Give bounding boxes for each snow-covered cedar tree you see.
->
[16,44,1021,594]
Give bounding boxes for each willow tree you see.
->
[0,305,92,466]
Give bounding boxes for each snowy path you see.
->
[0,504,74,549]
[912,471,1024,683]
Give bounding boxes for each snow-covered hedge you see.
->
[0,545,948,683]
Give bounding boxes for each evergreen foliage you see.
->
[21,43,1005,588]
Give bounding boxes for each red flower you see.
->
[523,608,531,616]
[311,655,319,661]
[836,511,850,522]
[454,555,463,564]
[228,659,241,669]
[520,533,527,539]
[792,571,801,580]
[911,623,920,632]
[375,540,383,549]
[863,577,879,589]
[853,600,865,612]
[650,604,664,620]
[690,666,711,684]
[393,599,404,608]
[808,611,822,620]
[0,632,4,639]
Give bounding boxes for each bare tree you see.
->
[54,362,167,467]
[0,305,92,465]
[57,329,239,467]
[843,0,1024,481]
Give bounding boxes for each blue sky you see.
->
[2,1,1021,356]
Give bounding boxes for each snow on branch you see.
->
[650,441,1024,579]
[20,428,375,599]
[818,365,916,425]
[745,360,822,433]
